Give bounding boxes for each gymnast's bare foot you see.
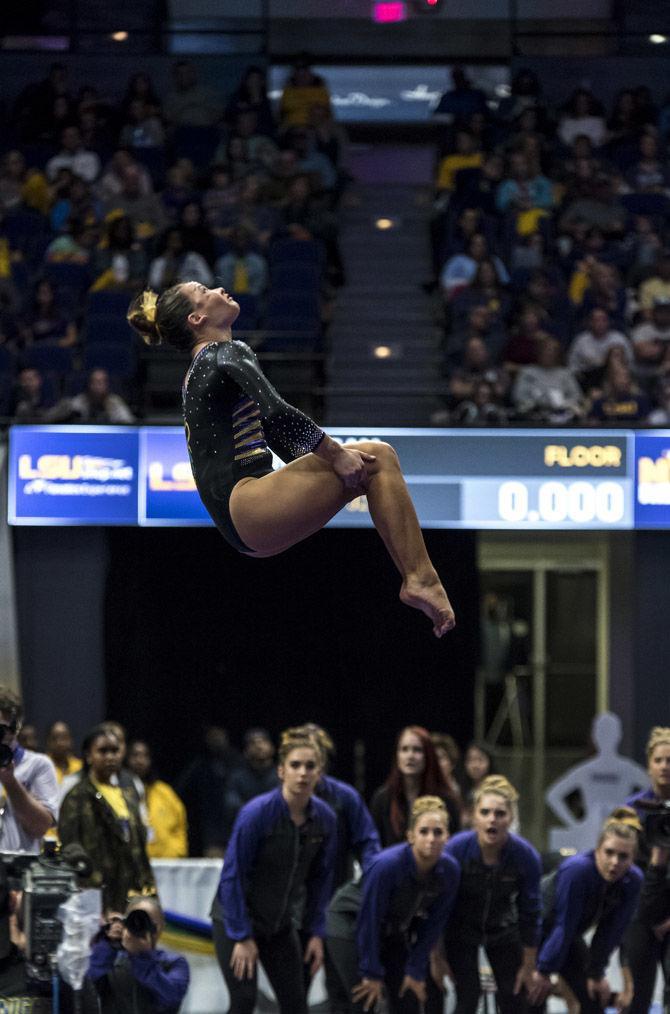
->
[399,573,456,638]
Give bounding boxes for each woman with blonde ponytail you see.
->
[441,775,542,1012]
[528,807,643,1012]
[127,282,455,637]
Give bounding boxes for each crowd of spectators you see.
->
[431,68,670,427]
[0,56,348,420]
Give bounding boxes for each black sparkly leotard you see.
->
[182,339,325,552]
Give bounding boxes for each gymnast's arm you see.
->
[217,341,375,484]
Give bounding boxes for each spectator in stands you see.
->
[44,721,82,788]
[225,728,279,815]
[104,164,166,241]
[639,251,670,319]
[506,308,555,373]
[0,151,27,213]
[435,130,484,194]
[233,175,281,249]
[452,377,508,425]
[12,62,71,142]
[118,71,162,125]
[225,110,278,173]
[648,372,670,425]
[161,159,198,224]
[626,132,670,194]
[568,307,631,379]
[225,65,275,138]
[119,99,166,151]
[202,164,238,233]
[558,88,607,149]
[0,685,58,853]
[589,360,650,424]
[280,173,343,285]
[287,127,338,195]
[632,296,670,385]
[433,65,488,128]
[59,723,156,911]
[49,368,135,424]
[214,224,268,297]
[449,305,509,365]
[435,335,508,426]
[148,227,214,290]
[495,151,553,216]
[50,173,103,235]
[87,896,189,1014]
[163,59,221,129]
[177,200,216,266]
[497,68,543,125]
[279,54,331,132]
[440,233,508,302]
[607,89,639,148]
[308,101,348,174]
[431,733,463,807]
[91,212,147,292]
[512,336,584,424]
[46,125,101,184]
[176,725,241,857]
[370,726,460,848]
[126,739,188,859]
[458,152,505,216]
[20,278,77,348]
[45,218,98,266]
[452,258,512,332]
[221,135,254,183]
[460,742,495,809]
[576,260,627,330]
[17,725,40,752]
[9,367,54,422]
[98,149,152,203]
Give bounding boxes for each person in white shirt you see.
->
[568,307,631,376]
[0,686,59,853]
[46,125,101,184]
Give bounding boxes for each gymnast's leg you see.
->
[229,440,455,637]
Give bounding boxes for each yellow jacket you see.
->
[145,780,188,859]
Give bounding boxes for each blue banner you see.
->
[4,425,667,531]
[140,428,212,526]
[8,426,139,526]
[634,431,670,529]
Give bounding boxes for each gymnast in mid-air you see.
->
[128,283,455,637]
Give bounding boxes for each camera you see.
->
[124,907,156,938]
[0,840,92,982]
[637,799,670,849]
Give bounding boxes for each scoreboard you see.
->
[6,425,670,531]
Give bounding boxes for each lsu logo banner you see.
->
[140,428,211,525]
[634,433,670,527]
[9,426,139,525]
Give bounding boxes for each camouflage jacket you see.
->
[58,775,156,912]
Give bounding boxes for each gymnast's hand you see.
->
[399,975,426,1003]
[230,938,258,980]
[303,935,323,976]
[332,446,376,490]
[351,977,383,1011]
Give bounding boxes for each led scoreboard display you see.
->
[8,424,670,531]
[331,429,633,530]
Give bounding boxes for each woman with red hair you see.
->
[370,727,460,848]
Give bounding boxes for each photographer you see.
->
[0,686,59,853]
[622,725,670,1013]
[88,897,189,1013]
